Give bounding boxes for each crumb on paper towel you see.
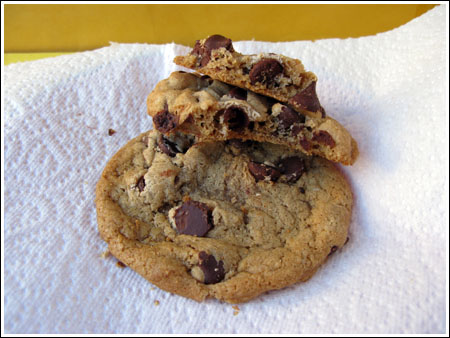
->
[154,300,160,306]
[100,250,111,259]
[232,305,240,316]
[108,129,116,136]
[116,261,126,268]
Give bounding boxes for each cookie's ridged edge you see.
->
[210,157,353,303]
[95,131,353,303]
[95,131,210,302]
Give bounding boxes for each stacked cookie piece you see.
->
[96,35,357,303]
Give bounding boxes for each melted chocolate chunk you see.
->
[289,82,322,113]
[174,201,213,237]
[291,125,305,136]
[249,59,284,85]
[198,251,225,284]
[153,106,179,133]
[192,34,233,67]
[222,107,249,132]
[278,106,305,130]
[248,161,281,182]
[312,130,336,148]
[299,137,312,151]
[278,157,306,183]
[228,87,247,100]
[157,135,179,157]
[137,176,146,192]
[204,34,233,52]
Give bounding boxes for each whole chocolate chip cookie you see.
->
[147,71,358,165]
[95,129,353,303]
[174,34,324,118]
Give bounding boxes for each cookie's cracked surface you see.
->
[95,130,353,303]
[147,71,358,165]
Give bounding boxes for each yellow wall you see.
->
[5,4,437,52]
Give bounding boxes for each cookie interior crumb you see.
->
[232,305,240,316]
[100,249,111,259]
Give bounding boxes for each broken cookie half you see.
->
[147,71,358,165]
[174,34,325,119]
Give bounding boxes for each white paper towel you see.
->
[4,5,448,334]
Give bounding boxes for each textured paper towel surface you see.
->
[4,6,448,334]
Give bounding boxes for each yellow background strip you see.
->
[4,52,74,66]
[5,4,437,53]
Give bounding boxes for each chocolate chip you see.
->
[116,261,126,268]
[157,135,179,157]
[153,106,179,133]
[312,130,336,148]
[248,161,281,182]
[291,125,304,136]
[204,34,233,53]
[289,82,321,112]
[174,201,213,237]
[222,107,249,132]
[108,128,116,136]
[192,35,233,67]
[228,87,247,100]
[278,106,305,130]
[249,59,284,85]
[278,157,305,183]
[328,245,338,256]
[299,137,312,151]
[137,176,146,192]
[198,251,225,284]
[192,40,206,62]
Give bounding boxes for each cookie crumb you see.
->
[232,305,240,316]
[116,261,126,268]
[154,300,160,306]
[108,128,116,136]
[150,286,156,291]
[100,250,111,259]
